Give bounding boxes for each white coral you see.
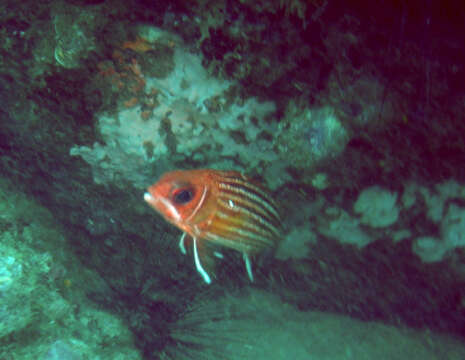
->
[353,186,399,228]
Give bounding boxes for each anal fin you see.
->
[243,253,254,282]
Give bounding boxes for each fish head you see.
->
[144,170,212,231]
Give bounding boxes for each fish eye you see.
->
[173,188,194,204]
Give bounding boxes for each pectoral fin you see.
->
[193,237,220,284]
[179,234,220,284]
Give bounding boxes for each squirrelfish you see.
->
[144,169,282,284]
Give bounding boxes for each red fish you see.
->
[144,169,282,284]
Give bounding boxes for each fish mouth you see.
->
[144,192,161,211]
[144,192,154,203]
[144,192,162,210]
[144,192,181,222]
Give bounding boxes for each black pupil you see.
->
[173,189,193,204]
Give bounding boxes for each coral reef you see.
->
[2,0,465,356]
[0,178,141,359]
[71,29,287,189]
